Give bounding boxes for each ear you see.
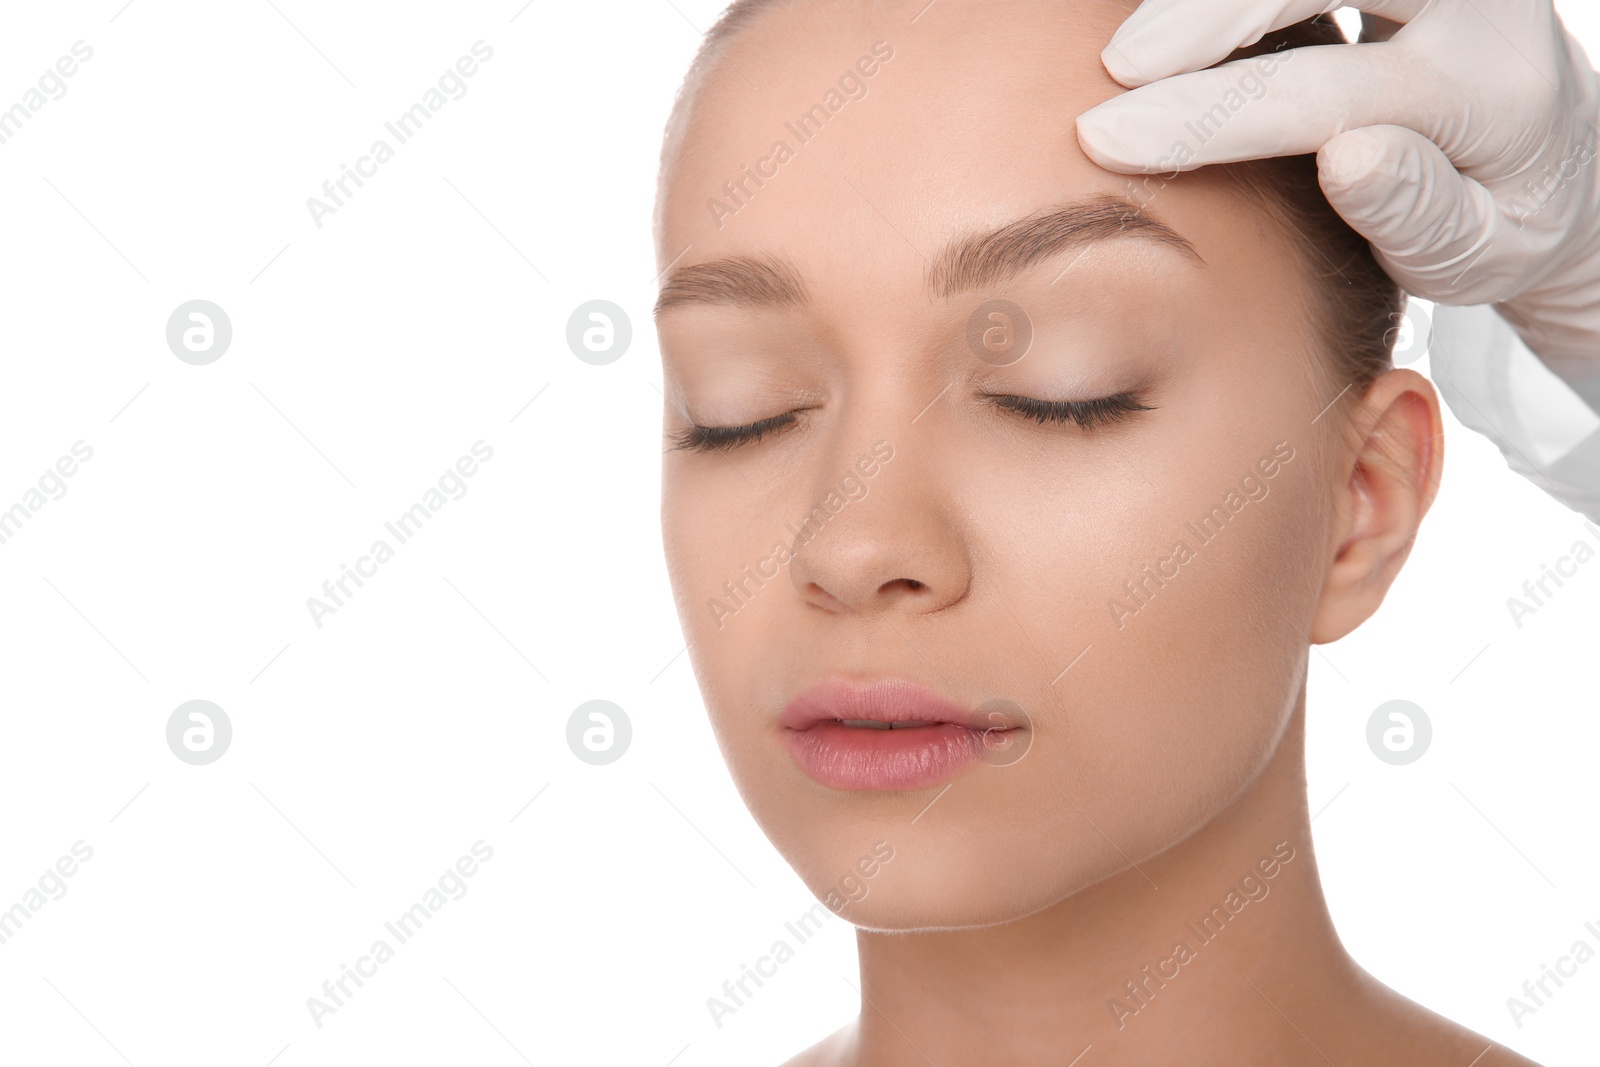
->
[1310,368,1444,644]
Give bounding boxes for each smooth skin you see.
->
[654,1,1533,1063]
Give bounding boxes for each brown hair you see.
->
[1218,17,1405,430]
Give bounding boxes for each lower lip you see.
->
[784,721,993,791]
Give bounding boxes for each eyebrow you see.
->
[653,193,1202,316]
[654,254,809,316]
[929,193,1204,299]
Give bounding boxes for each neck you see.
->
[845,694,1373,1065]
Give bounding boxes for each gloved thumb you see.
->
[1316,124,1510,304]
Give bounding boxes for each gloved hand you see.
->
[1074,0,1600,410]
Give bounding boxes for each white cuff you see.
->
[1429,301,1600,524]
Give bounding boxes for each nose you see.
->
[786,442,972,617]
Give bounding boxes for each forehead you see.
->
[658,0,1256,266]
[652,0,1313,384]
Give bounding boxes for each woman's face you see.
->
[656,0,1341,929]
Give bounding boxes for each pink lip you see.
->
[781,675,1020,791]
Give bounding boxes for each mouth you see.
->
[780,675,1027,791]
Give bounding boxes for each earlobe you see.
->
[1310,369,1444,644]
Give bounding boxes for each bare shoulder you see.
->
[1352,971,1546,1067]
[776,1019,856,1067]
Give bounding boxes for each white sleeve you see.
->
[1429,301,1600,525]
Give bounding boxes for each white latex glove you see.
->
[1428,300,1600,525]
[1074,0,1600,521]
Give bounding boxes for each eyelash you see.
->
[668,411,801,453]
[981,391,1154,429]
[667,392,1152,453]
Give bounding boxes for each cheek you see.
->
[661,466,796,785]
[1033,435,1317,812]
[842,435,1322,928]
[662,464,779,630]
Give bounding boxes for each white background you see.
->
[0,2,1596,1065]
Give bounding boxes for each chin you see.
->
[785,821,1138,932]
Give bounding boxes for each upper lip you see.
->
[781,674,992,731]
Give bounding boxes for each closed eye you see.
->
[667,391,1151,453]
[983,391,1153,429]
[667,410,801,453]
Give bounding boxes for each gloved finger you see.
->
[1077,39,1412,172]
[1318,124,1521,304]
[1102,0,1431,87]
